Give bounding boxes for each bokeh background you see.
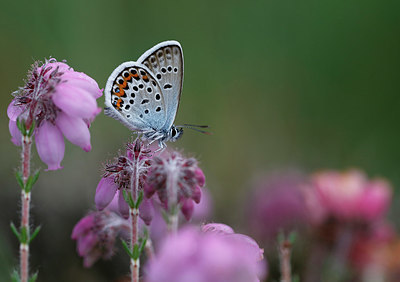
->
[1,0,399,281]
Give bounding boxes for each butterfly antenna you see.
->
[177,124,212,135]
[182,124,209,128]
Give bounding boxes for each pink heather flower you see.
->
[145,226,266,282]
[311,170,392,222]
[144,151,205,221]
[95,139,151,219]
[247,172,308,240]
[71,210,129,267]
[8,59,102,170]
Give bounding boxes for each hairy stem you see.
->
[20,135,32,282]
[130,153,140,282]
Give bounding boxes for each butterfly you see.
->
[104,40,207,149]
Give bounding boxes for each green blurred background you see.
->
[1,0,399,281]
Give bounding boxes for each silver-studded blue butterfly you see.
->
[104,41,208,149]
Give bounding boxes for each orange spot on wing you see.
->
[142,75,148,80]
[116,99,122,110]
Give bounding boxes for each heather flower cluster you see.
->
[8,59,102,170]
[95,139,152,219]
[71,140,267,282]
[247,169,399,281]
[71,210,130,267]
[145,151,205,221]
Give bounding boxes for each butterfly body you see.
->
[104,41,184,148]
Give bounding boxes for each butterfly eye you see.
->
[113,85,119,92]
[122,71,129,78]
[129,68,137,74]
[117,76,124,85]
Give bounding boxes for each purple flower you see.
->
[144,151,205,221]
[95,139,151,219]
[247,172,309,240]
[71,210,129,267]
[8,59,102,170]
[145,225,266,282]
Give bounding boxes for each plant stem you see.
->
[130,152,140,282]
[20,135,32,282]
[279,239,292,282]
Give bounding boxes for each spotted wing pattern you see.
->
[104,62,167,131]
[138,41,183,131]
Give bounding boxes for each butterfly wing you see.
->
[104,61,167,132]
[137,40,183,131]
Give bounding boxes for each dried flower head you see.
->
[8,59,102,170]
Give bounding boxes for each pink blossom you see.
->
[311,170,392,222]
[8,59,102,170]
[145,226,266,282]
[71,210,129,267]
[144,151,206,221]
[247,172,308,239]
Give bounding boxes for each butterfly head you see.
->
[170,125,184,142]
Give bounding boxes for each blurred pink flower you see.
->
[146,225,266,282]
[8,59,102,170]
[71,210,129,267]
[247,172,308,240]
[145,151,205,221]
[311,170,392,222]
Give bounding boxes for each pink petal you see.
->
[192,185,202,204]
[95,177,118,211]
[55,112,91,152]
[139,197,154,225]
[77,233,97,256]
[181,199,194,221]
[118,190,130,219]
[202,223,235,235]
[71,215,95,239]
[52,83,99,119]
[7,99,26,121]
[35,121,65,171]
[195,168,206,187]
[63,72,103,99]
[9,119,22,146]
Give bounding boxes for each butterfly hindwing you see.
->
[138,40,183,131]
[104,62,167,131]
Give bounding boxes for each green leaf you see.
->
[29,226,41,244]
[11,269,20,282]
[288,231,297,244]
[122,189,134,208]
[25,170,40,192]
[138,237,147,257]
[135,190,143,209]
[16,118,26,136]
[16,171,24,190]
[10,222,20,241]
[132,244,140,260]
[27,120,35,137]
[28,272,38,282]
[20,226,28,244]
[121,239,133,259]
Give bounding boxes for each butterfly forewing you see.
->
[104,62,167,131]
[138,41,183,131]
